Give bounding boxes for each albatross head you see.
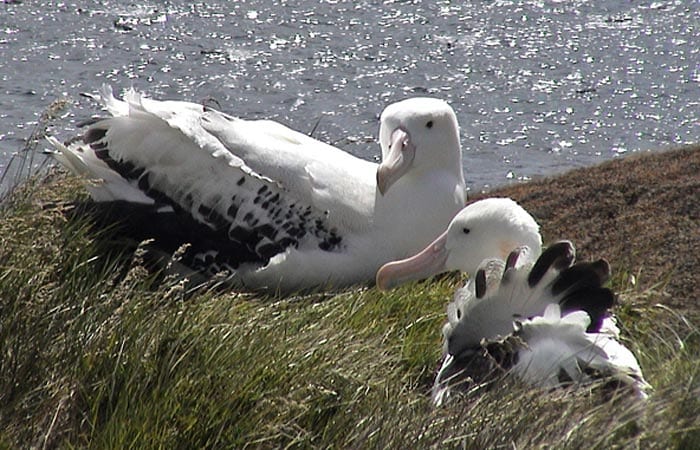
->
[376,97,463,195]
[375,198,542,290]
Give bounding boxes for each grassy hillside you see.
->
[0,146,698,448]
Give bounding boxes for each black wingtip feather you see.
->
[201,97,222,112]
[527,241,575,287]
[76,117,105,128]
[525,241,616,332]
[475,269,487,299]
[545,255,615,332]
[505,248,521,270]
[83,126,107,145]
[551,259,611,296]
[560,286,616,332]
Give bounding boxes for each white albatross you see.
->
[47,86,466,294]
[375,198,650,404]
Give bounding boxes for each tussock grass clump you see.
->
[1,166,699,447]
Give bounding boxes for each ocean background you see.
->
[1,0,698,193]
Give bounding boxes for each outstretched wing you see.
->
[433,241,628,405]
[513,303,650,398]
[200,109,377,231]
[48,86,352,269]
[443,241,615,357]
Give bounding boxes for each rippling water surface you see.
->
[1,0,698,191]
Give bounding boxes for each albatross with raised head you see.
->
[48,86,466,294]
[376,198,650,404]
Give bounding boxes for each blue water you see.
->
[1,0,698,192]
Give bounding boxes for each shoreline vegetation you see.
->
[0,107,698,446]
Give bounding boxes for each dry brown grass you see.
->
[486,145,700,316]
[0,145,698,448]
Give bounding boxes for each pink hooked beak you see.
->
[376,127,416,195]
[375,230,449,290]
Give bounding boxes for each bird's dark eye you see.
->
[426,120,434,129]
[462,227,470,235]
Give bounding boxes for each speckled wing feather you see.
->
[511,303,650,398]
[433,241,632,405]
[48,86,346,272]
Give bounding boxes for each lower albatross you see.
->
[376,198,650,404]
[48,86,466,294]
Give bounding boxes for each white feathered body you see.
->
[48,86,466,293]
[433,242,649,405]
[513,304,648,394]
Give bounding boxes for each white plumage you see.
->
[376,198,542,291]
[512,303,648,394]
[48,86,466,293]
[376,198,650,404]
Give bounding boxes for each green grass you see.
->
[0,172,698,448]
